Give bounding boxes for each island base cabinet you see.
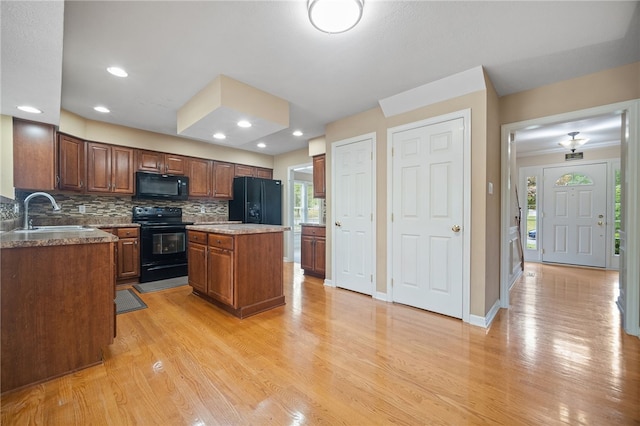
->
[1,243,115,393]
[189,231,285,318]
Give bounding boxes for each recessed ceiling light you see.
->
[237,120,252,128]
[94,106,110,113]
[17,105,42,114]
[107,66,128,77]
[293,130,303,137]
[213,132,226,140]
[257,142,266,148]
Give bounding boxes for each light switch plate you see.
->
[79,205,86,213]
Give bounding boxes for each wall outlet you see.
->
[79,205,86,213]
[14,203,19,214]
[200,205,206,213]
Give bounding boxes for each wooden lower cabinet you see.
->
[300,225,326,278]
[115,227,139,280]
[187,231,207,293]
[188,230,285,318]
[102,227,140,283]
[1,242,115,393]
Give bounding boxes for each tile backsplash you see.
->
[2,191,229,230]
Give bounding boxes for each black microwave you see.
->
[135,171,189,200]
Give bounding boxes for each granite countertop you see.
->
[187,223,291,235]
[300,223,326,228]
[1,227,118,249]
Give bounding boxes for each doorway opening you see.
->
[291,164,320,264]
[501,100,640,337]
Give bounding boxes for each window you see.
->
[293,181,320,232]
[526,176,537,250]
[555,173,593,186]
[614,168,621,255]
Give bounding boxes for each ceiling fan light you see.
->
[308,0,364,34]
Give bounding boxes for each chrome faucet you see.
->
[23,192,61,229]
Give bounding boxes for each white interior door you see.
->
[333,137,374,295]
[542,163,607,267]
[391,118,464,318]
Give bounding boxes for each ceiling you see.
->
[2,1,639,156]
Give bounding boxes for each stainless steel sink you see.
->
[15,225,96,233]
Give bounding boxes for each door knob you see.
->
[598,221,604,226]
[452,225,461,232]
[335,221,342,227]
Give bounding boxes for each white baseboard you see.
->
[469,299,501,328]
[374,291,390,302]
[323,279,335,287]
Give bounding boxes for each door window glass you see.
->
[555,173,593,186]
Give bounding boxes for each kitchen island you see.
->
[186,224,289,318]
[0,228,117,393]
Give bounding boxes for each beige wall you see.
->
[325,91,492,316]
[485,72,502,313]
[500,62,640,124]
[0,115,14,199]
[59,110,274,168]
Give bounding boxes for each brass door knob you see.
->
[335,221,342,227]
[452,225,461,232]
[598,221,604,226]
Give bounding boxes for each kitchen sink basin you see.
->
[15,225,96,233]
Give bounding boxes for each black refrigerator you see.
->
[229,177,282,225]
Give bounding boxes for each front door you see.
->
[391,117,464,318]
[333,136,374,295]
[542,163,607,267]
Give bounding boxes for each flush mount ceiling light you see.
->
[559,131,589,152]
[213,132,226,140]
[107,66,128,77]
[237,120,252,128]
[292,130,303,137]
[17,105,42,114]
[257,142,266,148]
[94,106,110,113]
[308,0,364,34]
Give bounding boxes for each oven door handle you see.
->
[140,225,187,231]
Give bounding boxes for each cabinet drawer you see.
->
[301,226,326,237]
[208,234,234,250]
[116,227,139,238]
[189,231,208,244]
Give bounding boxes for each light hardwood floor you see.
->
[2,262,639,424]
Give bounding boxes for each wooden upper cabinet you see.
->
[13,118,57,191]
[234,164,255,177]
[256,167,273,179]
[189,158,211,198]
[86,142,134,194]
[111,146,135,194]
[212,161,234,199]
[136,149,187,175]
[313,154,326,199]
[164,154,188,175]
[58,133,85,192]
[136,150,164,173]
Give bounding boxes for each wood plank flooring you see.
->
[2,262,639,424]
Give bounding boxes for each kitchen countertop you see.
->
[187,223,291,235]
[0,228,117,249]
[300,223,326,228]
